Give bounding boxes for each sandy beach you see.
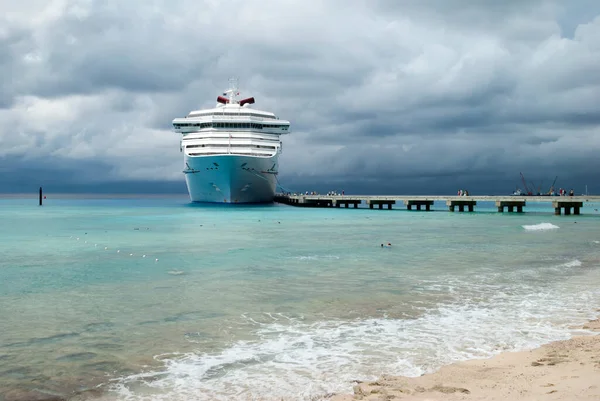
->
[332,319,600,401]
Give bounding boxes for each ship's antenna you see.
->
[228,76,239,103]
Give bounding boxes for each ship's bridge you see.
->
[172,105,290,135]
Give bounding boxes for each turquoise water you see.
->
[1,196,600,401]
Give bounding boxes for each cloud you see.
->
[1,0,600,195]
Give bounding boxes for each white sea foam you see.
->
[563,260,582,268]
[111,286,600,401]
[295,255,341,261]
[167,270,185,276]
[522,223,559,231]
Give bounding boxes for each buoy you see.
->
[155,258,159,262]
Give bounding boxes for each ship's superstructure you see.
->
[172,80,291,203]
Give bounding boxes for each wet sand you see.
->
[332,319,600,401]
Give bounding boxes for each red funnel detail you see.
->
[217,96,229,104]
[239,97,255,106]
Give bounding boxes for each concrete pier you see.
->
[273,194,598,215]
[496,200,526,213]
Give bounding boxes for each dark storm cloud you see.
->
[1,0,600,195]
[0,154,186,194]
[20,4,216,98]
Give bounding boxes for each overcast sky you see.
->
[2,0,600,195]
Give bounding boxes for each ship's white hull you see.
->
[184,154,278,203]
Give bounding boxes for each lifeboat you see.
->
[217,95,230,104]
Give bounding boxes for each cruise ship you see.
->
[172,80,291,203]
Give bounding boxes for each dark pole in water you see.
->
[39,187,43,206]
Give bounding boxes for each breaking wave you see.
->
[522,223,559,231]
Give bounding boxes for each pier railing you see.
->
[274,194,600,215]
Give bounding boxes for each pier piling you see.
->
[404,200,434,211]
[496,200,526,213]
[367,200,395,210]
[39,187,43,206]
[446,199,476,212]
[553,201,583,215]
[333,199,362,208]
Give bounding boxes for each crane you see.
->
[547,176,558,195]
[520,172,532,195]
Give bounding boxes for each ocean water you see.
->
[1,195,600,401]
